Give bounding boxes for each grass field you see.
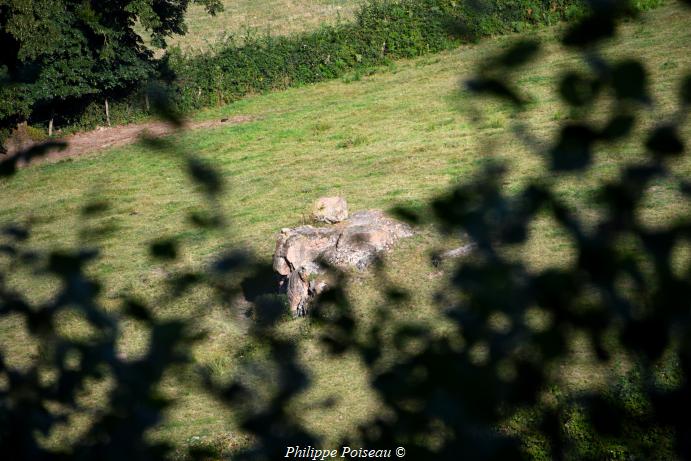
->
[154,0,359,53]
[2,1,691,457]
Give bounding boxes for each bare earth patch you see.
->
[6,115,255,167]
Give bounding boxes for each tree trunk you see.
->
[48,111,54,137]
[105,98,111,127]
[145,93,150,112]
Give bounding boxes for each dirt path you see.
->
[6,115,255,168]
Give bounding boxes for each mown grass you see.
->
[2,2,691,457]
[151,0,359,53]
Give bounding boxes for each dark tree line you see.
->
[2,0,691,460]
[0,0,221,149]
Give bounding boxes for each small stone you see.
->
[309,280,328,297]
[312,196,348,223]
[432,243,476,267]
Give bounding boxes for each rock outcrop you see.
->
[273,208,413,316]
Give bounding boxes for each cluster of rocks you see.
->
[272,197,413,316]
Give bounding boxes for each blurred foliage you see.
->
[2,0,691,460]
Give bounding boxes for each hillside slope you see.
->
[1,1,690,457]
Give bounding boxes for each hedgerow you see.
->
[165,0,588,111]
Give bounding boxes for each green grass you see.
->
[150,0,360,53]
[2,2,691,457]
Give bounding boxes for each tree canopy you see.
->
[0,0,222,147]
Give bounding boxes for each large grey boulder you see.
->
[323,210,414,269]
[273,210,413,316]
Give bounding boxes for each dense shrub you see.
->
[30,89,152,135]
